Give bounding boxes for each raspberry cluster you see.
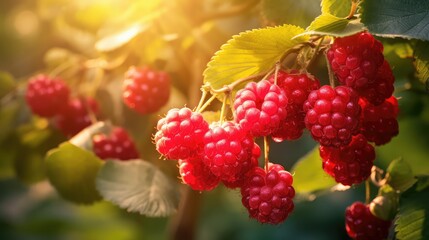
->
[92,127,139,160]
[345,202,391,240]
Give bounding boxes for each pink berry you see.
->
[92,127,139,160]
[178,156,220,191]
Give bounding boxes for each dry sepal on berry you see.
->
[269,70,320,141]
[345,202,391,240]
[241,164,295,224]
[359,96,399,145]
[234,80,288,137]
[123,66,170,115]
[320,134,375,186]
[203,121,254,182]
[92,127,139,160]
[25,74,70,117]
[304,85,361,147]
[155,107,209,160]
[178,156,220,191]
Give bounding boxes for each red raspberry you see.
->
[25,74,70,117]
[345,202,391,240]
[240,164,295,224]
[203,121,254,182]
[304,85,361,147]
[268,70,320,141]
[55,97,99,137]
[359,96,399,145]
[178,156,220,191]
[234,80,288,137]
[319,134,375,186]
[359,61,395,106]
[155,107,209,160]
[92,127,139,160]
[123,66,170,115]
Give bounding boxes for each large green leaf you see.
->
[45,142,103,204]
[414,40,429,84]
[321,0,352,18]
[361,0,429,40]
[298,13,364,38]
[386,158,417,193]
[395,187,429,240]
[203,25,308,91]
[96,160,180,217]
[291,146,336,194]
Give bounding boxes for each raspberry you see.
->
[155,107,209,160]
[268,70,320,141]
[203,121,254,182]
[304,85,361,147]
[178,156,220,191]
[92,127,139,160]
[234,80,288,137]
[123,66,170,115]
[359,61,395,106]
[345,202,391,240]
[319,134,375,186]
[25,74,70,117]
[240,164,295,224]
[55,97,99,137]
[359,96,399,145]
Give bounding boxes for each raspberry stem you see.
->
[370,166,387,187]
[346,0,359,20]
[196,89,208,112]
[325,53,337,87]
[197,94,217,113]
[264,136,270,171]
[365,179,371,204]
[219,93,228,122]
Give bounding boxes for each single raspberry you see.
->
[240,164,295,224]
[345,202,391,240]
[268,70,320,141]
[203,121,254,182]
[155,107,209,160]
[178,156,220,191]
[25,74,70,117]
[319,134,375,186]
[359,61,395,106]
[92,127,139,160]
[304,85,361,147]
[223,143,260,189]
[55,97,99,137]
[234,80,288,137]
[123,66,170,115]
[359,96,399,145]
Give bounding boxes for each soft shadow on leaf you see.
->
[321,0,352,18]
[297,14,364,38]
[386,158,417,193]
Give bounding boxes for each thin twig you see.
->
[365,179,371,204]
[264,136,270,171]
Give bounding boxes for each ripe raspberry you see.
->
[123,66,170,115]
[319,134,375,186]
[203,121,254,182]
[359,96,399,145]
[234,80,287,137]
[268,70,320,141]
[359,61,395,106]
[304,85,361,147]
[345,202,391,240]
[25,74,70,117]
[55,97,99,137]
[178,156,220,191]
[240,164,295,224]
[155,107,209,160]
[92,127,139,160]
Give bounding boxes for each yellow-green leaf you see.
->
[298,13,365,38]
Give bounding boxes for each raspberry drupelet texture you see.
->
[359,61,395,106]
[203,121,254,182]
[240,164,295,224]
[304,85,361,147]
[55,97,99,137]
[234,80,288,137]
[319,134,375,186]
[92,127,139,160]
[269,70,320,141]
[345,202,392,240]
[359,96,399,145]
[155,107,209,160]
[178,156,220,191]
[123,66,170,115]
[25,74,70,117]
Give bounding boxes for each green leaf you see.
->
[45,142,103,204]
[321,0,352,18]
[0,71,15,98]
[383,40,413,59]
[416,176,429,192]
[0,100,20,143]
[291,145,336,194]
[395,187,429,240]
[298,14,365,38]
[96,160,180,217]
[386,158,417,193]
[369,184,399,221]
[414,40,429,84]
[361,0,429,40]
[203,25,308,91]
